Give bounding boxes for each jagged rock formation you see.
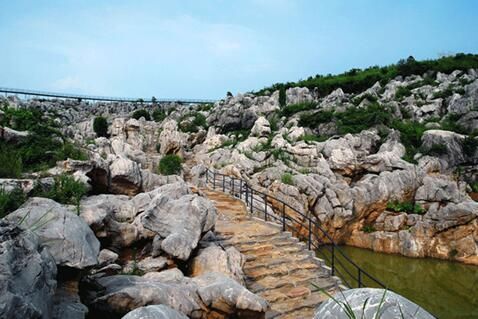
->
[2,63,478,318]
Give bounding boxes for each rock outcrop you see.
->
[6,198,100,269]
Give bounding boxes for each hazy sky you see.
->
[1,0,477,99]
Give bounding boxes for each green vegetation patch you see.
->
[280,102,316,118]
[256,54,478,98]
[0,187,27,218]
[281,172,294,185]
[93,116,108,137]
[387,200,425,215]
[0,105,87,177]
[179,112,208,133]
[132,109,151,121]
[158,154,183,175]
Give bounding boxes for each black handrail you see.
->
[204,167,387,289]
[0,86,216,104]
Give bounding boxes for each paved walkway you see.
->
[202,189,341,319]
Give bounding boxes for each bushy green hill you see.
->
[256,53,478,97]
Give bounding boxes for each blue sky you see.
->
[1,0,477,99]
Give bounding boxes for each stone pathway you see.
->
[201,189,342,319]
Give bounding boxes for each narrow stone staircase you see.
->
[201,189,342,319]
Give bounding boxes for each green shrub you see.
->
[257,53,478,98]
[271,149,290,163]
[440,114,467,134]
[279,87,286,108]
[352,93,377,106]
[46,175,87,206]
[152,109,167,122]
[432,86,455,100]
[93,116,108,137]
[158,154,182,175]
[362,225,376,233]
[0,187,27,218]
[299,110,334,128]
[0,143,22,178]
[179,112,208,133]
[132,109,151,121]
[395,86,412,100]
[387,200,425,214]
[281,173,294,185]
[300,134,328,143]
[389,120,427,163]
[470,182,478,193]
[335,103,390,135]
[463,136,478,158]
[280,102,316,118]
[422,143,447,156]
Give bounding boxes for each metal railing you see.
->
[0,86,216,104]
[204,168,387,290]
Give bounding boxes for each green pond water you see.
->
[317,246,478,319]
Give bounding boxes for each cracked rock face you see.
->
[6,197,100,269]
[0,220,57,319]
[141,194,217,260]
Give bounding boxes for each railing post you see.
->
[264,195,267,222]
[245,185,249,210]
[239,180,242,200]
[308,218,312,250]
[358,269,362,288]
[222,175,225,192]
[232,177,235,196]
[282,203,286,231]
[213,172,216,189]
[250,189,253,212]
[331,245,335,276]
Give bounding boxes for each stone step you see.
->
[243,254,315,271]
[219,233,294,247]
[245,261,321,281]
[246,269,332,293]
[267,290,332,317]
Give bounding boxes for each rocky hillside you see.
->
[1,55,477,318]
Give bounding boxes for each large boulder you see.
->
[0,220,57,319]
[85,275,204,318]
[158,120,186,156]
[7,198,100,268]
[140,194,217,260]
[122,305,188,319]
[314,288,434,319]
[421,130,466,167]
[109,156,143,196]
[250,116,271,138]
[192,272,269,317]
[191,244,245,285]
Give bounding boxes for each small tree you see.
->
[226,91,233,98]
[158,154,182,175]
[279,87,286,108]
[93,116,108,137]
[132,109,151,121]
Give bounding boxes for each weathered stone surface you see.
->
[141,194,217,260]
[192,272,269,317]
[85,275,203,318]
[122,305,188,319]
[0,126,29,143]
[314,288,435,319]
[109,156,142,196]
[191,244,245,284]
[7,198,100,268]
[0,220,57,319]
[52,280,88,319]
[250,116,271,138]
[158,120,186,155]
